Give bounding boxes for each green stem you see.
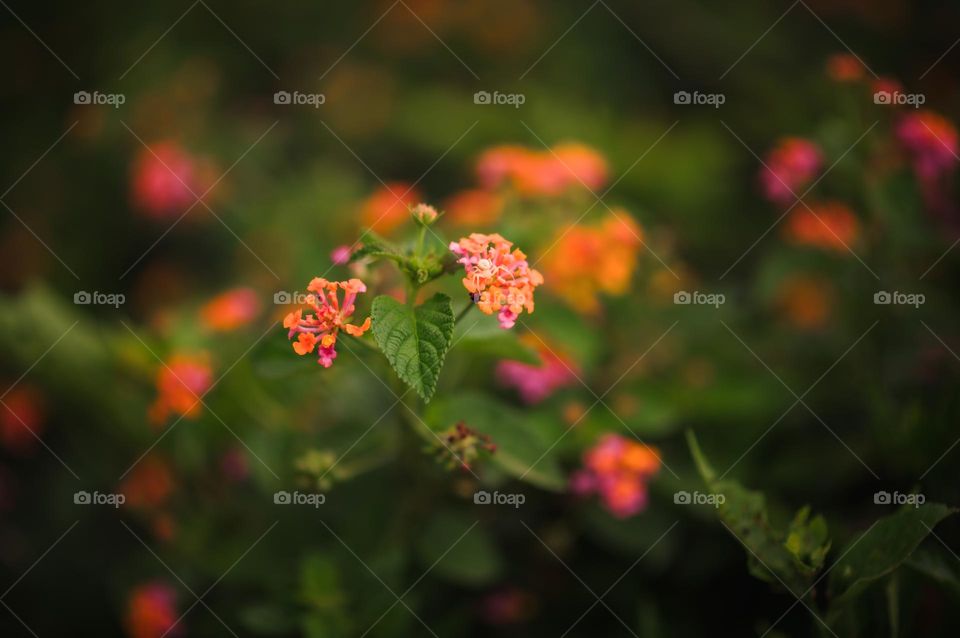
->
[454,301,475,325]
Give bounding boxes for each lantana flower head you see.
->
[784,202,859,252]
[496,335,578,404]
[199,287,260,332]
[449,233,543,329]
[896,110,958,181]
[125,581,181,638]
[760,137,823,205]
[570,434,661,518]
[540,211,642,314]
[283,278,372,367]
[148,353,213,427]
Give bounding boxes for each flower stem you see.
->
[454,301,475,325]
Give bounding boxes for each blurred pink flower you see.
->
[760,137,823,205]
[496,338,577,404]
[571,434,661,518]
[330,245,353,265]
[131,141,210,219]
[896,110,958,182]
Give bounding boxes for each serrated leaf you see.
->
[829,503,956,606]
[371,293,454,402]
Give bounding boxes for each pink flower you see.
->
[131,141,211,219]
[760,138,823,205]
[496,339,577,404]
[571,434,661,518]
[896,110,958,182]
[330,245,353,265]
[283,278,372,367]
[449,233,543,329]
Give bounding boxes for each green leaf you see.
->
[828,503,956,606]
[371,293,454,402]
[686,430,830,597]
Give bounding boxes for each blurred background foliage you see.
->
[2,0,960,636]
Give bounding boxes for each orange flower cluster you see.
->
[570,434,661,518]
[784,202,859,252]
[283,278,372,367]
[476,142,608,196]
[539,212,642,313]
[148,353,213,427]
[450,233,543,329]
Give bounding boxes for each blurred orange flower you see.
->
[475,143,608,196]
[570,434,661,518]
[360,181,420,235]
[784,202,859,252]
[125,582,180,638]
[0,385,44,453]
[148,353,213,427]
[121,455,175,510]
[444,189,504,226]
[540,212,642,313]
[826,53,865,82]
[199,287,260,331]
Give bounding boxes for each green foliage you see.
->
[828,503,956,607]
[416,511,502,586]
[371,293,455,402]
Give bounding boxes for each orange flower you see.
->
[475,143,608,196]
[360,181,420,235]
[540,211,642,313]
[450,233,543,328]
[0,385,44,453]
[125,582,180,638]
[826,53,864,83]
[444,189,504,226]
[199,287,260,331]
[148,353,213,427]
[283,278,372,367]
[784,202,859,252]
